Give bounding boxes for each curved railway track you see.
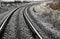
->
[0,3,48,39]
[0,3,32,34]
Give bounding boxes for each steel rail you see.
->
[23,7,43,39]
[0,7,20,33]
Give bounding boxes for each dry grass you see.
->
[0,7,8,13]
[47,2,60,10]
[33,1,60,30]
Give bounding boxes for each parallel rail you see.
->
[23,7,43,39]
[0,3,43,39]
[0,3,36,35]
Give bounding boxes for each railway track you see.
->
[0,3,47,39]
[0,2,59,39]
[0,3,31,34]
[0,3,35,39]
